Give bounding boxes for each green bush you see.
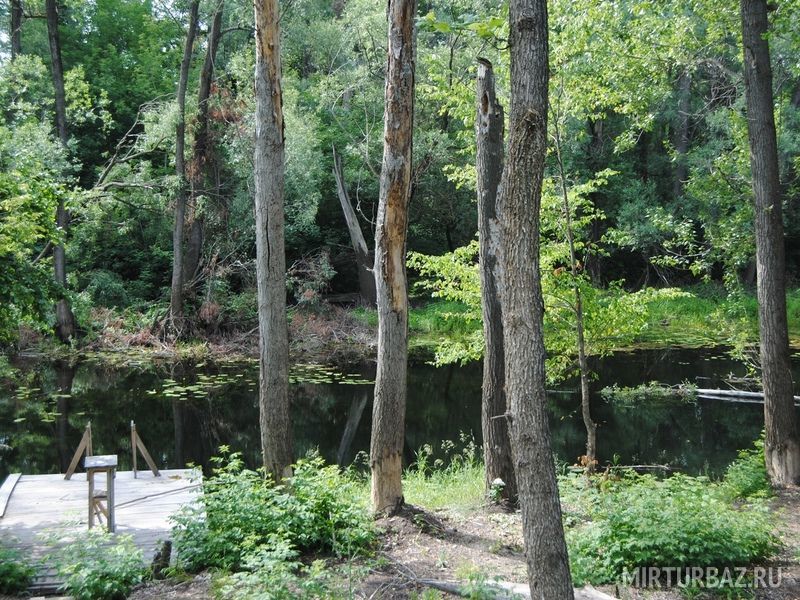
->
[213,536,339,599]
[565,472,778,585]
[171,449,375,572]
[84,270,131,308]
[49,529,146,600]
[0,546,35,594]
[721,436,771,501]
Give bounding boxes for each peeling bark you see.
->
[370,0,415,516]
[254,0,293,481]
[475,58,517,504]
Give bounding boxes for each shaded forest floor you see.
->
[126,486,800,600]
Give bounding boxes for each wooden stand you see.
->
[85,455,117,532]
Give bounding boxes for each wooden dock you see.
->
[0,469,200,594]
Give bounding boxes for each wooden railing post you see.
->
[65,422,93,480]
[131,421,160,478]
[131,421,138,478]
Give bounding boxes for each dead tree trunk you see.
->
[185,3,224,289]
[740,0,800,486]
[332,145,376,306]
[370,0,415,516]
[10,0,22,58]
[46,0,77,343]
[254,0,293,481]
[475,58,517,504]
[169,0,200,329]
[497,0,574,596]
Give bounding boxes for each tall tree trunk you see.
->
[475,58,517,504]
[370,0,415,516]
[254,0,293,481]
[673,69,691,199]
[332,145,377,306]
[169,0,200,329]
[553,117,597,471]
[46,0,76,343]
[10,0,22,58]
[497,0,574,596]
[740,0,800,486]
[185,3,224,289]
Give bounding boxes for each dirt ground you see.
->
[127,487,800,600]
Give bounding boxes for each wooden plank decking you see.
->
[0,469,200,594]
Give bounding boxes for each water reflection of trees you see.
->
[1,349,795,478]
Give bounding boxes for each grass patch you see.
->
[635,284,800,348]
[403,460,485,512]
[402,435,486,512]
[347,436,486,512]
[352,300,481,361]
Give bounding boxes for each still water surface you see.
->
[2,348,796,480]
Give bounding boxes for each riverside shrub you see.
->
[565,471,778,585]
[48,530,145,600]
[720,436,771,501]
[171,449,375,572]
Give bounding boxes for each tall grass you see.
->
[352,301,477,335]
[634,284,800,347]
[355,285,800,356]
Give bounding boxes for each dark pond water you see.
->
[1,347,798,480]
